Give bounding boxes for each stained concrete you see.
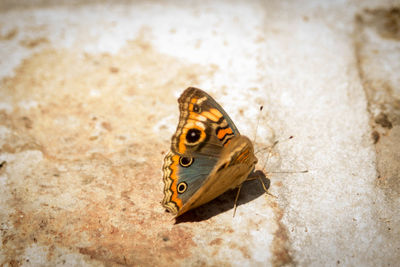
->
[0,1,399,266]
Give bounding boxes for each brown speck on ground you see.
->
[19,37,49,48]
[0,28,18,40]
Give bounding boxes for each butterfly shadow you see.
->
[174,170,270,224]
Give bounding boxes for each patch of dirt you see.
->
[0,36,213,265]
[269,199,293,267]
[19,37,49,48]
[353,7,400,266]
[0,27,18,40]
[363,7,400,40]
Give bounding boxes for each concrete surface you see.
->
[0,0,399,266]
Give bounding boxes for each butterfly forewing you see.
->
[171,87,239,157]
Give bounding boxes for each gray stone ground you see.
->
[0,1,399,266]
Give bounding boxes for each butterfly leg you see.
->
[247,170,276,198]
[257,177,276,198]
[232,184,242,217]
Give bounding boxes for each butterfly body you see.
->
[162,87,257,217]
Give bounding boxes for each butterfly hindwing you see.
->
[162,151,218,214]
[175,135,257,216]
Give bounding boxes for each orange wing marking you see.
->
[169,155,183,209]
[178,120,206,154]
[235,148,250,163]
[188,98,198,112]
[201,108,222,122]
[217,127,233,139]
[224,139,231,147]
[209,108,222,118]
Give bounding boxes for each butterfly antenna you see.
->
[270,170,308,174]
[260,136,296,171]
[262,140,279,172]
[252,136,307,204]
[262,136,308,173]
[253,106,263,146]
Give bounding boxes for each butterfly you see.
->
[162,87,258,217]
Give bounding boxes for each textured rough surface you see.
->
[0,1,399,266]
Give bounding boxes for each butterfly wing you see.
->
[171,87,239,157]
[162,87,257,216]
[175,135,257,216]
[162,151,219,214]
